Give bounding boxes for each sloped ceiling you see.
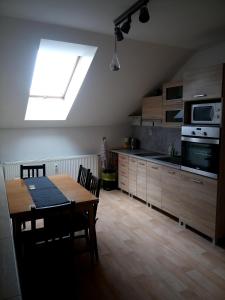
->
[0,16,191,128]
[1,0,225,49]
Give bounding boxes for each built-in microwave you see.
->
[191,102,222,125]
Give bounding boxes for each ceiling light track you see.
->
[114,0,149,27]
[110,0,150,71]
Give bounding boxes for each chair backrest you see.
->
[87,174,101,220]
[87,174,101,198]
[77,165,90,188]
[20,164,46,179]
[30,201,75,242]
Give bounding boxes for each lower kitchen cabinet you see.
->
[118,153,218,240]
[129,157,137,196]
[137,160,147,201]
[161,166,183,216]
[179,171,217,238]
[147,162,162,208]
[118,154,129,192]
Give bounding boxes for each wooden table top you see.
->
[5,175,98,217]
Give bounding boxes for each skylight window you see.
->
[25,39,97,120]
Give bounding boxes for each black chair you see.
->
[87,174,101,198]
[20,164,46,229]
[21,201,75,249]
[86,174,101,260]
[20,164,46,179]
[77,165,90,188]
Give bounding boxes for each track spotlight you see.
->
[115,26,124,41]
[139,5,150,23]
[110,0,150,71]
[121,16,132,34]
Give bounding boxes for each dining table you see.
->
[5,174,99,259]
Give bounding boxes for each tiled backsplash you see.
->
[132,126,181,155]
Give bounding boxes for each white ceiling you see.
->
[1,0,225,49]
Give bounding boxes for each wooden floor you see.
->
[20,189,225,300]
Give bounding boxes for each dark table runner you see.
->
[24,177,69,208]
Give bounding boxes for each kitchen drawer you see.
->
[118,154,129,163]
[129,157,137,170]
[119,178,129,192]
[147,162,162,208]
[119,169,128,178]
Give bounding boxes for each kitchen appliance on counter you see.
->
[181,126,220,179]
[130,137,140,150]
[122,137,140,150]
[191,102,222,125]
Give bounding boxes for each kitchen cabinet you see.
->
[163,80,183,105]
[161,166,183,216]
[162,103,183,127]
[183,64,223,101]
[118,154,129,192]
[146,162,162,208]
[142,96,163,120]
[129,157,137,196]
[117,152,219,240]
[179,171,217,237]
[137,160,147,201]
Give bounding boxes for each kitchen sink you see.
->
[155,156,181,165]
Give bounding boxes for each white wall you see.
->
[0,125,131,162]
[173,41,225,79]
[0,16,192,128]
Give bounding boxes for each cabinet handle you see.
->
[168,171,175,175]
[193,94,207,98]
[191,179,203,185]
[139,162,145,166]
[151,166,159,170]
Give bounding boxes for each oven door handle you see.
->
[181,136,219,145]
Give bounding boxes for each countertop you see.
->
[111,149,181,170]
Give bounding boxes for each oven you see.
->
[181,126,220,179]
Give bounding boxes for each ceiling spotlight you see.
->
[115,26,124,41]
[139,5,150,23]
[121,16,132,34]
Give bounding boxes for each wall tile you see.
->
[132,126,181,155]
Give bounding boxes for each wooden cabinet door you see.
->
[118,154,129,192]
[142,96,163,120]
[129,157,137,196]
[183,64,223,101]
[137,160,147,201]
[163,80,183,105]
[147,162,162,208]
[162,103,184,128]
[180,171,217,238]
[161,166,182,216]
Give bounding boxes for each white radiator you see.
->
[3,155,99,180]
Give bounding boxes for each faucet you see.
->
[168,143,176,157]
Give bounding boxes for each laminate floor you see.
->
[19,189,225,300]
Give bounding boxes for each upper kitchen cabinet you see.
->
[163,81,183,105]
[142,96,163,120]
[183,64,224,101]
